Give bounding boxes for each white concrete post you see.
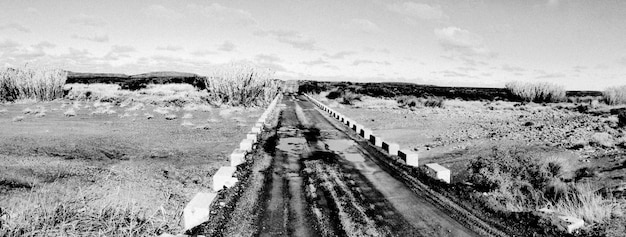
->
[230,149,246,166]
[183,192,217,231]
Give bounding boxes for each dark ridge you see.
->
[297,80,603,101]
[66,71,207,90]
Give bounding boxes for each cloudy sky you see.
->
[1,0,625,90]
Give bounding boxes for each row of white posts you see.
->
[182,94,283,232]
[304,94,451,184]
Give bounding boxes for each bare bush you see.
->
[603,85,626,105]
[1,66,67,102]
[204,64,281,107]
[505,81,566,103]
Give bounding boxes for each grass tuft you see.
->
[0,66,67,102]
[0,186,175,236]
[203,64,281,107]
[505,81,565,103]
[549,183,624,224]
[602,85,626,105]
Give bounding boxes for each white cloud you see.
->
[26,7,39,15]
[388,2,447,21]
[302,58,328,66]
[255,30,318,51]
[191,49,215,57]
[255,54,281,63]
[0,23,31,33]
[535,72,566,79]
[69,13,107,27]
[437,70,474,78]
[252,54,285,72]
[434,27,492,57]
[323,51,356,59]
[0,39,20,50]
[352,59,390,66]
[142,5,183,19]
[0,40,52,61]
[190,3,257,26]
[218,41,236,52]
[547,0,560,8]
[156,45,184,51]
[501,64,526,73]
[72,34,110,43]
[344,19,382,34]
[33,41,55,49]
[104,45,136,60]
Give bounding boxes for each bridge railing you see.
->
[303,93,450,185]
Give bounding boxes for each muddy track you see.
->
[249,95,509,236]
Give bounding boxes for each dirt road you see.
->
[252,95,500,237]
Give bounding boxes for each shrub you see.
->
[603,85,626,105]
[589,132,614,148]
[544,179,572,202]
[340,91,361,105]
[505,81,566,103]
[326,90,343,100]
[396,95,419,107]
[203,63,280,107]
[396,96,444,108]
[574,167,597,181]
[467,146,569,212]
[618,110,626,127]
[423,97,445,108]
[0,66,67,102]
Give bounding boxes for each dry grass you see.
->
[0,185,175,236]
[549,183,624,224]
[204,64,281,107]
[603,85,626,105]
[505,81,566,103]
[0,67,67,102]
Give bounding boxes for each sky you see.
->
[1,0,625,90]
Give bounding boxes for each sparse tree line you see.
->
[0,64,282,107]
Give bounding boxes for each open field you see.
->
[0,98,262,235]
[314,92,626,236]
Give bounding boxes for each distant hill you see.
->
[130,71,200,79]
[297,80,602,101]
[66,71,206,90]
